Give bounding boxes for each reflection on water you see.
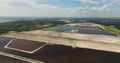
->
[55,26,77,32]
[78,26,117,36]
[55,25,117,36]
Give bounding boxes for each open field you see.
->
[101,25,120,35]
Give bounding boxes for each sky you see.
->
[0,0,120,17]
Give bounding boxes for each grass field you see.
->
[101,25,120,35]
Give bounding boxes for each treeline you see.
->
[0,20,66,34]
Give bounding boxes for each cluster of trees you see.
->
[0,20,66,34]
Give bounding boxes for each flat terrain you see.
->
[0,36,120,63]
[0,23,120,63]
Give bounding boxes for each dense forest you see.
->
[0,20,67,34]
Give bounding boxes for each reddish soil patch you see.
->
[6,39,46,53]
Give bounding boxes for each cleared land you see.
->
[0,23,120,63]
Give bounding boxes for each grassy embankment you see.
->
[101,25,120,35]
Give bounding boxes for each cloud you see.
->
[102,0,108,2]
[76,0,99,4]
[88,0,119,11]
[98,0,119,11]
[0,0,119,17]
[89,7,98,10]
[98,4,109,11]
[22,0,58,9]
[0,0,59,9]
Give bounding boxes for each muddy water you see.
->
[0,36,120,63]
[0,55,30,63]
[36,45,120,63]
[1,44,120,63]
